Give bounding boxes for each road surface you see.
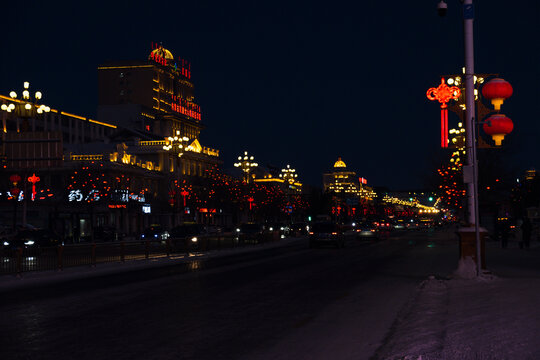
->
[1,228,459,360]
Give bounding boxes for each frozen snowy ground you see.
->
[372,240,540,360]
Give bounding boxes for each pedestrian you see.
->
[521,217,532,249]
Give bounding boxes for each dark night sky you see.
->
[2,1,539,190]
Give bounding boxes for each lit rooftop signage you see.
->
[150,42,191,79]
[171,95,201,121]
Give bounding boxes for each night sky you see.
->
[2,1,539,190]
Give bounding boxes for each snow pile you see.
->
[453,256,477,279]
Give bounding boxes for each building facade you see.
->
[0,45,222,241]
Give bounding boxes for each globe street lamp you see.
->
[279,164,298,185]
[234,151,258,183]
[163,131,190,224]
[1,82,50,132]
[163,131,189,157]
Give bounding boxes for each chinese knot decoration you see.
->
[427,78,461,148]
[27,173,40,201]
[180,189,189,207]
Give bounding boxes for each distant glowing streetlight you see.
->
[234,151,258,183]
[1,82,51,132]
[279,164,298,185]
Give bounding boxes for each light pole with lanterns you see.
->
[234,151,258,183]
[1,81,51,132]
[435,0,514,276]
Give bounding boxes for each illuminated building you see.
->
[97,43,220,177]
[0,45,222,240]
[322,158,376,219]
[323,157,374,199]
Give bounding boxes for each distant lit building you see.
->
[323,157,375,199]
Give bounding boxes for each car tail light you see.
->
[331,232,337,235]
[309,232,314,235]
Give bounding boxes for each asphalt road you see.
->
[0,229,459,360]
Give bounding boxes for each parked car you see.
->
[3,228,61,250]
[169,223,206,250]
[309,221,345,248]
[140,224,169,241]
[265,223,290,237]
[355,221,379,240]
[93,226,120,242]
[289,222,308,237]
[375,219,393,231]
[235,223,266,243]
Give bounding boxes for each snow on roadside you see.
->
[371,277,449,360]
[373,273,540,360]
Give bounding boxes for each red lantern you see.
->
[9,174,21,186]
[481,78,513,111]
[483,114,513,146]
[11,187,20,197]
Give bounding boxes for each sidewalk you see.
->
[373,239,540,360]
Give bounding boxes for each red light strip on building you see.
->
[171,95,201,120]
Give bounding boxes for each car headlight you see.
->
[24,240,35,245]
[280,227,284,231]
[3,241,9,246]
[141,234,145,238]
[269,227,274,231]
[191,237,198,242]
[236,228,241,232]
[154,234,158,238]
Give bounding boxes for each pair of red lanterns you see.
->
[427,76,514,147]
[481,78,513,146]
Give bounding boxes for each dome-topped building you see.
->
[333,157,347,169]
[324,157,357,194]
[149,46,174,60]
[323,157,376,202]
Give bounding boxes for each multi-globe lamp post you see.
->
[0,82,51,132]
[163,131,189,157]
[1,82,51,230]
[432,0,514,276]
[163,131,190,218]
[234,151,258,183]
[279,164,298,185]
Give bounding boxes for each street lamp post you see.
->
[438,0,481,275]
[2,82,51,229]
[234,151,258,183]
[279,164,298,185]
[163,131,190,225]
[1,81,51,132]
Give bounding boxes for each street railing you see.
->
[0,232,281,276]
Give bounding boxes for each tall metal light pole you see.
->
[439,0,482,275]
[462,0,483,276]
